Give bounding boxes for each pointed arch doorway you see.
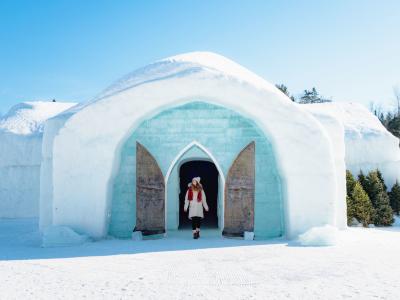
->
[165,141,225,232]
[164,141,256,236]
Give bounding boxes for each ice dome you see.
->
[41,51,342,239]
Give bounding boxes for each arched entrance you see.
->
[178,160,219,229]
[108,101,284,239]
[165,141,225,232]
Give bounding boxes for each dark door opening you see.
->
[179,160,219,229]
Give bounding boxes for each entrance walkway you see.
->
[166,229,223,239]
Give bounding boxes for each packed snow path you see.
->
[0,219,399,299]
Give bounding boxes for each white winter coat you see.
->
[184,189,209,219]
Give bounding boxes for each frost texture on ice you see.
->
[297,225,338,246]
[42,225,89,247]
[0,101,76,218]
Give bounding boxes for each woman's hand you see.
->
[205,208,209,212]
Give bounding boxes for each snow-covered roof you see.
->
[0,101,77,135]
[303,102,395,139]
[304,102,400,187]
[91,51,281,103]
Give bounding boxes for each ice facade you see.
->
[0,102,76,218]
[109,101,283,239]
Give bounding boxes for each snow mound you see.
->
[42,226,90,247]
[304,102,392,137]
[90,51,280,103]
[0,101,77,135]
[297,225,338,246]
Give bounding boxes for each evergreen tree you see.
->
[298,87,331,104]
[387,115,400,139]
[346,195,355,226]
[275,84,296,102]
[346,170,356,197]
[358,170,369,194]
[363,171,393,225]
[348,182,374,227]
[389,181,400,215]
[373,191,394,226]
[364,171,383,207]
[376,169,387,191]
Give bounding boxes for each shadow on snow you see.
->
[0,218,290,261]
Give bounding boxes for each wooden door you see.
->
[223,142,255,237]
[135,142,165,235]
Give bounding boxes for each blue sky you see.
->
[0,0,399,114]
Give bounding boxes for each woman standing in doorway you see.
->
[184,177,209,239]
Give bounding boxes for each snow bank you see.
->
[297,225,338,246]
[42,225,89,247]
[0,101,76,218]
[304,102,400,188]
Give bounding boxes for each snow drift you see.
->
[41,225,89,247]
[0,101,76,218]
[297,224,338,246]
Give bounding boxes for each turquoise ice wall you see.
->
[108,101,283,239]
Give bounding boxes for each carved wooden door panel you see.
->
[135,142,165,235]
[223,142,255,237]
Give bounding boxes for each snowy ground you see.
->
[1,219,400,299]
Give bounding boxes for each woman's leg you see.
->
[196,217,201,238]
[192,218,197,233]
[196,218,201,231]
[192,217,200,239]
